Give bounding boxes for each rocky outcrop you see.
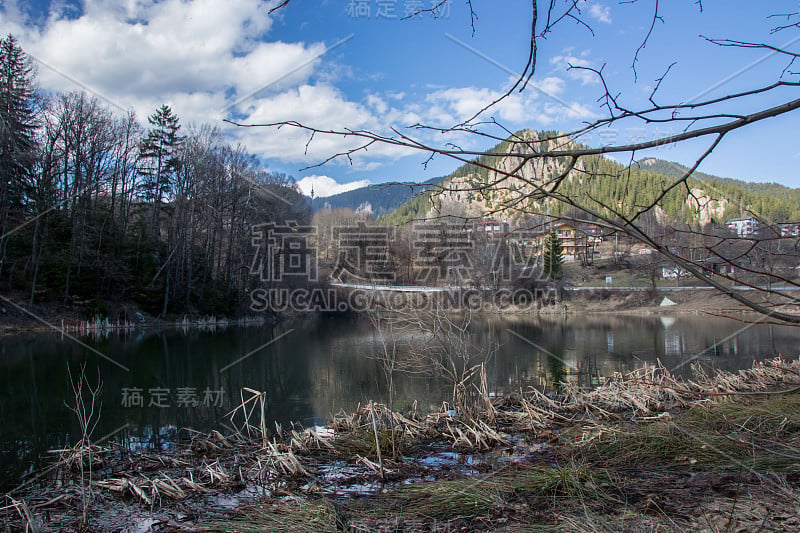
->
[420,131,740,227]
[686,188,730,226]
[429,130,583,222]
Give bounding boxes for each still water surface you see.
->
[1,313,798,485]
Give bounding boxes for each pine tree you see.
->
[137,104,184,231]
[0,34,38,274]
[543,230,563,279]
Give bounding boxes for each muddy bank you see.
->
[554,287,800,319]
[4,357,800,532]
[0,284,756,331]
[2,285,795,340]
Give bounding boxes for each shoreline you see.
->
[6,357,800,532]
[0,303,276,338]
[0,287,787,338]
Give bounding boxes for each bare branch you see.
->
[650,61,677,106]
[234,2,800,324]
[267,0,291,15]
[631,0,664,82]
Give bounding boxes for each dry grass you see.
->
[502,463,611,501]
[385,478,504,520]
[205,499,340,533]
[587,394,800,471]
[10,357,800,532]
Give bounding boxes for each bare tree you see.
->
[64,364,102,529]
[50,92,118,306]
[238,1,800,323]
[365,304,406,409]
[389,301,498,418]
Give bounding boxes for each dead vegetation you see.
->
[4,357,800,531]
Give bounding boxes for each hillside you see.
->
[638,158,797,197]
[380,131,800,226]
[637,158,800,221]
[310,176,444,215]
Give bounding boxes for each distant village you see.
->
[312,210,800,288]
[439,215,793,285]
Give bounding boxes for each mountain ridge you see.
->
[307,131,800,227]
[375,130,800,226]
[309,176,445,215]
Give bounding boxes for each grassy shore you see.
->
[5,359,800,532]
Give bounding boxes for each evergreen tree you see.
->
[543,230,563,279]
[137,105,184,230]
[0,34,38,273]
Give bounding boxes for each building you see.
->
[553,223,592,260]
[778,223,800,237]
[506,221,600,263]
[661,266,689,279]
[581,224,605,245]
[725,216,759,237]
[471,218,509,237]
[697,257,735,276]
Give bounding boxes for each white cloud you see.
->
[425,87,532,126]
[232,83,386,163]
[0,0,605,173]
[587,2,612,24]
[0,0,399,167]
[533,76,566,96]
[366,94,388,115]
[420,76,586,128]
[543,101,597,120]
[2,0,323,126]
[550,52,599,85]
[230,82,424,166]
[296,175,371,198]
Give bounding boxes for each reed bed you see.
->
[6,356,800,531]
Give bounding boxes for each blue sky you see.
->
[2,1,799,196]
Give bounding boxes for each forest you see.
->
[0,35,309,318]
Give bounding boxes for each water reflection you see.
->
[1,313,798,487]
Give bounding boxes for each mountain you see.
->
[637,158,800,218]
[637,158,796,196]
[380,130,800,226]
[310,176,445,215]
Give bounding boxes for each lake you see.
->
[1,313,798,487]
